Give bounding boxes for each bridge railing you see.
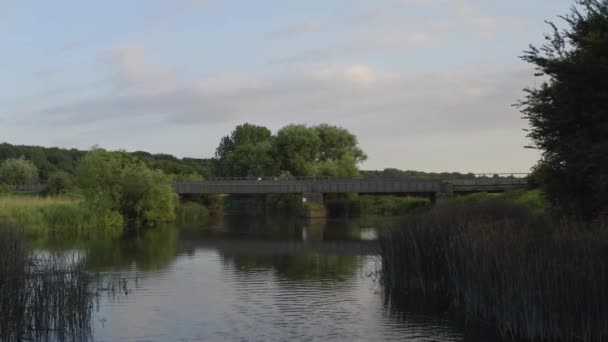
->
[199,174,530,183]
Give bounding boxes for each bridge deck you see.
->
[175,179,441,195]
[174,176,528,195]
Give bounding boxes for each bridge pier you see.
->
[430,182,454,205]
[301,192,327,218]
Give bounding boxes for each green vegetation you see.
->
[0,195,123,237]
[76,148,177,226]
[518,0,608,218]
[454,190,548,217]
[176,202,210,222]
[0,142,215,181]
[379,200,608,341]
[0,148,181,235]
[0,157,38,185]
[43,170,75,195]
[361,168,477,180]
[0,224,97,340]
[215,123,366,177]
[380,2,608,340]
[355,195,429,216]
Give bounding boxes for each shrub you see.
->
[76,148,177,226]
[0,157,38,185]
[44,170,75,195]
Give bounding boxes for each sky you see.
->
[0,0,574,172]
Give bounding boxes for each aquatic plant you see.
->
[379,200,608,341]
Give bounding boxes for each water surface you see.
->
[41,216,472,341]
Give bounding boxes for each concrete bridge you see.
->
[174,174,529,216]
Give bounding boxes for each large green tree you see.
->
[274,124,321,176]
[0,157,39,185]
[315,124,367,163]
[215,123,275,176]
[519,0,608,218]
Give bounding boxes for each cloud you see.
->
[266,0,522,65]
[267,21,322,40]
[21,49,534,139]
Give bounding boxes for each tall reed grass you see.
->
[0,224,94,341]
[379,199,608,341]
[0,195,123,236]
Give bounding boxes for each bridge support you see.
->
[301,192,327,218]
[431,182,454,205]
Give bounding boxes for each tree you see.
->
[315,124,367,163]
[44,171,75,195]
[518,0,608,218]
[215,123,273,161]
[274,124,321,176]
[76,148,177,225]
[215,123,276,176]
[0,158,39,185]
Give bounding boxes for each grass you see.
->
[455,190,549,217]
[356,195,430,216]
[379,198,608,341]
[0,195,123,237]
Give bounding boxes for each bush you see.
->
[76,148,177,226]
[44,170,75,195]
[175,202,209,222]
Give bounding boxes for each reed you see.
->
[0,224,95,341]
[379,199,608,341]
[0,195,123,236]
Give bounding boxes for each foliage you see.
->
[175,202,210,222]
[356,195,429,216]
[0,157,39,185]
[454,190,549,217]
[274,124,321,176]
[518,0,608,218]
[379,201,608,341]
[361,168,477,180]
[215,123,367,178]
[0,195,123,236]
[44,170,75,195]
[76,148,177,226]
[215,123,275,176]
[0,142,214,181]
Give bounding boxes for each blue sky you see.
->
[0,0,574,172]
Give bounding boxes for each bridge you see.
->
[174,174,528,195]
[174,174,529,216]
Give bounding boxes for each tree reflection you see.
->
[222,253,360,281]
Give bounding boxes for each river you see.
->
[39,216,483,341]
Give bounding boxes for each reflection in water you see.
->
[35,216,476,341]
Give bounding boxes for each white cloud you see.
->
[22,52,534,136]
[10,42,538,171]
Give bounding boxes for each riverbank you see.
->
[0,194,214,237]
[0,195,123,236]
[379,195,608,341]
